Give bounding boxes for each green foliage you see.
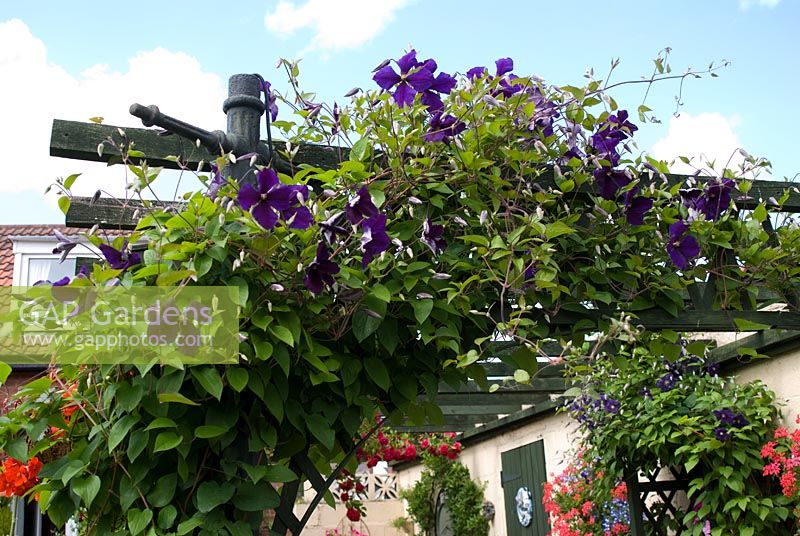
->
[401,456,488,536]
[563,331,797,534]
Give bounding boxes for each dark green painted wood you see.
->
[501,440,549,536]
[51,119,348,172]
[65,197,184,230]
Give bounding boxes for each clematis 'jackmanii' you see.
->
[303,242,340,294]
[238,169,312,230]
[99,241,142,271]
[372,50,434,108]
[345,186,379,226]
[360,215,391,267]
[421,218,447,255]
[666,220,700,270]
[424,112,466,143]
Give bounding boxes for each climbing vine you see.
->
[0,46,795,535]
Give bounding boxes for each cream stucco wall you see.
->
[735,345,800,427]
[395,410,576,535]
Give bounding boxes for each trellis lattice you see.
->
[333,471,398,502]
[625,464,700,536]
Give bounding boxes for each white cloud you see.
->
[0,19,226,202]
[265,0,409,51]
[739,0,781,9]
[650,112,747,175]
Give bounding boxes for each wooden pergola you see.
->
[45,73,800,534]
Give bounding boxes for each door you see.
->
[501,440,548,536]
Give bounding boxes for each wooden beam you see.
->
[50,119,347,172]
[431,391,549,407]
[65,197,184,230]
[541,309,800,331]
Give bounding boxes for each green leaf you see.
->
[365,358,390,390]
[228,276,249,306]
[306,414,335,451]
[72,475,101,507]
[196,481,235,513]
[411,299,434,324]
[157,505,178,530]
[350,138,371,162]
[145,418,177,431]
[153,432,183,453]
[262,465,298,483]
[58,196,70,216]
[63,173,81,190]
[195,425,227,439]
[233,481,280,511]
[177,517,204,535]
[147,474,177,508]
[227,368,249,392]
[269,324,294,347]
[513,369,530,383]
[127,429,149,462]
[0,362,11,384]
[108,415,138,453]
[157,392,199,406]
[545,221,575,240]
[371,284,391,303]
[352,309,381,342]
[752,203,767,222]
[127,508,153,535]
[191,367,224,400]
[733,318,771,331]
[5,435,28,460]
[156,269,195,286]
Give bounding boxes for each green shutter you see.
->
[501,440,549,535]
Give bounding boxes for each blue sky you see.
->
[0,0,796,224]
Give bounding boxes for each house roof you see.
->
[0,224,85,286]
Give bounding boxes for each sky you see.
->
[0,0,797,224]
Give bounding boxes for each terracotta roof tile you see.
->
[0,225,124,286]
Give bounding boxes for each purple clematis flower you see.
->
[420,71,457,111]
[52,229,77,263]
[666,220,700,270]
[424,112,466,143]
[345,186,379,226]
[361,215,391,267]
[466,65,488,80]
[495,57,514,76]
[238,169,312,230]
[624,189,654,225]
[319,212,349,244]
[260,80,279,122]
[303,242,340,294]
[593,167,632,200]
[207,163,226,199]
[714,427,731,442]
[99,242,142,271]
[682,178,735,222]
[373,50,434,107]
[590,110,637,163]
[421,218,447,255]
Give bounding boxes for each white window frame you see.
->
[11,236,101,287]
